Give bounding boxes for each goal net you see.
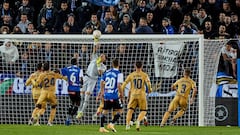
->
[0,34,225,126]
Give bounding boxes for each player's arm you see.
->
[96,56,104,76]
[190,82,197,104]
[79,69,84,86]
[25,74,33,86]
[171,80,179,90]
[97,80,105,101]
[121,75,130,91]
[145,75,152,93]
[127,89,131,103]
[55,72,68,81]
[118,73,124,100]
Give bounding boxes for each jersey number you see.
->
[105,77,116,89]
[180,84,186,94]
[43,78,55,88]
[133,79,142,89]
[70,73,77,83]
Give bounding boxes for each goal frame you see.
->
[0,34,205,126]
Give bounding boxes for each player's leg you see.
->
[160,96,179,127]
[71,91,80,116]
[126,98,137,130]
[99,101,109,133]
[107,99,123,132]
[171,97,187,124]
[135,98,147,131]
[79,78,97,115]
[47,93,58,126]
[92,99,104,121]
[78,76,87,111]
[28,99,38,125]
[32,92,47,124]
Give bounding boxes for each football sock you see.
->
[100,114,106,127]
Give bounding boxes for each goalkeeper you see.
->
[61,58,83,123]
[76,53,107,119]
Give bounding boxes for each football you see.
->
[93,30,102,39]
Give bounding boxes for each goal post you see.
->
[0,34,225,126]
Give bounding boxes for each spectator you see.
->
[0,39,19,73]
[109,6,119,20]
[40,42,54,62]
[0,1,16,26]
[26,22,35,34]
[79,44,90,73]
[85,13,101,30]
[100,10,118,32]
[11,26,23,34]
[82,24,93,34]
[0,25,10,34]
[202,20,215,39]
[76,1,93,31]
[223,15,235,38]
[146,0,157,11]
[17,52,33,74]
[0,15,14,31]
[67,0,81,12]
[153,0,169,26]
[233,0,240,17]
[182,13,198,32]
[37,17,53,34]
[215,12,226,29]
[132,0,150,26]
[103,23,116,34]
[54,0,71,33]
[133,17,153,33]
[181,0,197,15]
[156,17,174,34]
[17,13,31,33]
[179,21,197,34]
[37,0,58,32]
[221,41,237,78]
[64,13,80,33]
[118,2,133,21]
[59,22,71,34]
[195,8,211,31]
[221,0,232,16]
[146,11,157,32]
[168,0,183,31]
[204,0,221,23]
[118,13,133,33]
[16,0,35,23]
[230,12,240,36]
[210,24,230,39]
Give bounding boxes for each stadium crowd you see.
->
[0,0,239,37]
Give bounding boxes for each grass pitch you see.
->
[0,125,239,135]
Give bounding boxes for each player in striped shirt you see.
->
[61,58,83,124]
[97,58,123,133]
